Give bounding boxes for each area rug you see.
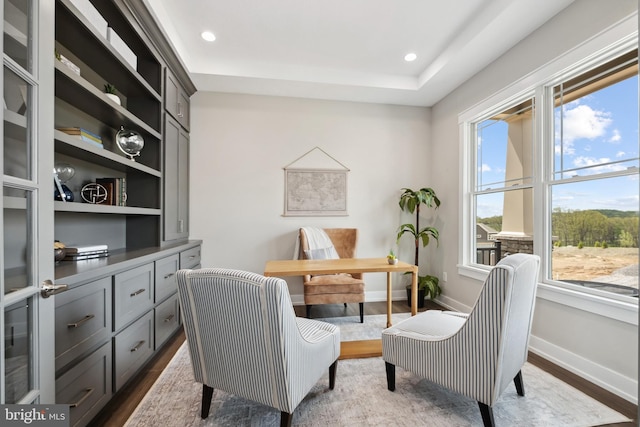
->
[125,342,630,427]
[315,312,411,341]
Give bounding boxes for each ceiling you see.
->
[144,0,575,107]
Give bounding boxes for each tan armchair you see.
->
[299,228,365,322]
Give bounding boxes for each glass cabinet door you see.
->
[1,0,56,404]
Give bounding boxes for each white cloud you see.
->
[609,129,621,143]
[480,163,491,172]
[616,151,626,158]
[572,156,626,173]
[561,104,612,143]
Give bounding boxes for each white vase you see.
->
[105,93,121,105]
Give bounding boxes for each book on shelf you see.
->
[64,251,109,261]
[96,177,126,206]
[57,127,104,149]
[65,244,108,254]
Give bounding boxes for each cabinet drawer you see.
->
[155,254,179,302]
[56,342,112,427]
[155,294,180,350]
[180,246,201,269]
[55,277,111,372]
[113,263,154,331]
[114,311,153,392]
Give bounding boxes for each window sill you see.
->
[458,265,638,325]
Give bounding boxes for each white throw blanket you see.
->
[293,227,339,260]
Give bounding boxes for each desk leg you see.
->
[386,271,392,328]
[411,268,418,316]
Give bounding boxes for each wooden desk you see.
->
[264,257,418,327]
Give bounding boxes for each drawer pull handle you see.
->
[164,314,175,322]
[130,340,146,352]
[68,314,95,328]
[189,255,196,259]
[130,288,146,297]
[69,388,94,408]
[163,272,175,279]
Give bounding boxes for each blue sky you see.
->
[477,74,639,219]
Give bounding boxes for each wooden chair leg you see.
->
[329,360,338,389]
[385,362,395,391]
[306,305,312,318]
[514,370,525,396]
[201,384,214,419]
[359,302,364,323]
[280,411,293,427]
[478,402,495,427]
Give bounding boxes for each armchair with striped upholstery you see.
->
[177,268,341,427]
[382,253,540,427]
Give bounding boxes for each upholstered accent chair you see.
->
[177,268,340,427]
[382,253,540,427]
[299,227,366,323]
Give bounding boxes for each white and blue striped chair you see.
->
[177,268,341,427]
[382,253,540,427]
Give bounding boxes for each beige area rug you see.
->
[126,316,630,427]
[315,312,411,341]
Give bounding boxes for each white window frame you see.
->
[458,15,638,325]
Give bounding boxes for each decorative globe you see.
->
[116,126,144,161]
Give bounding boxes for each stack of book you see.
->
[96,177,127,206]
[57,127,103,149]
[64,244,109,261]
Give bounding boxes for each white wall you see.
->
[429,0,638,403]
[189,93,432,302]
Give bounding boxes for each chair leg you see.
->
[280,411,293,427]
[329,360,338,389]
[514,370,525,396]
[343,303,347,308]
[478,402,495,427]
[201,384,214,419]
[359,302,364,323]
[385,362,395,391]
[306,305,312,318]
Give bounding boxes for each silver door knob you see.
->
[41,279,69,298]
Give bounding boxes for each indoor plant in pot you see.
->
[104,83,121,105]
[396,187,441,308]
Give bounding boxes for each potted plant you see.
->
[396,187,442,308]
[104,83,121,105]
[387,248,398,265]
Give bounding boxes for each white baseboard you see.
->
[435,294,472,313]
[529,335,638,404]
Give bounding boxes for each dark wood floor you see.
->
[91,300,637,426]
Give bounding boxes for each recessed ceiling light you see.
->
[404,53,417,62]
[201,31,216,42]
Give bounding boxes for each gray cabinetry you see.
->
[113,311,154,391]
[56,342,112,427]
[165,68,190,131]
[155,254,179,302]
[154,293,180,350]
[180,245,201,269]
[113,263,154,331]
[163,115,190,242]
[55,277,111,372]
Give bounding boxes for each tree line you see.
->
[478,209,639,248]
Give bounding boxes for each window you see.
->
[462,46,638,304]
[474,99,535,266]
[549,51,639,298]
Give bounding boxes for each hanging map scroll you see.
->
[283,147,349,216]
